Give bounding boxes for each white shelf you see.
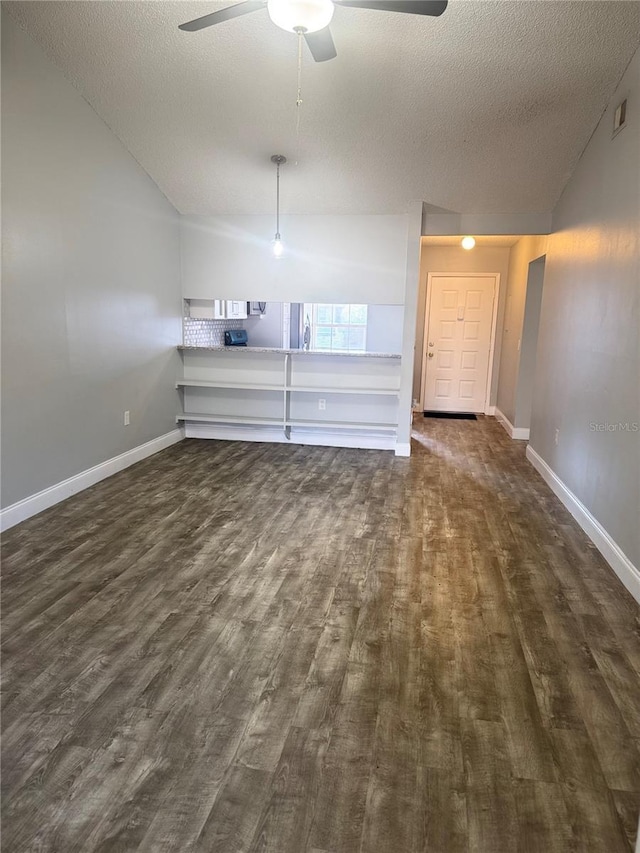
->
[287,385,399,397]
[177,413,397,433]
[177,380,282,392]
[177,413,284,426]
[177,348,401,444]
[287,418,397,432]
[178,380,398,396]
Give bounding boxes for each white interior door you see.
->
[422,274,497,413]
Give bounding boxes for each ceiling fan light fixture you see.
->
[461,236,476,250]
[267,0,334,33]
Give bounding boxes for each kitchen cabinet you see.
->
[185,299,245,319]
[225,300,248,319]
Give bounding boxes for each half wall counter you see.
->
[176,346,402,452]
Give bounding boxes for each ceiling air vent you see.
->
[612,98,627,137]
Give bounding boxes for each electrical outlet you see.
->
[554,428,559,446]
[124,410,130,426]
[318,399,326,411]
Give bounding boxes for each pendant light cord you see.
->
[271,154,286,249]
[276,159,280,239]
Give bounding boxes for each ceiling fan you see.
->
[179,0,448,62]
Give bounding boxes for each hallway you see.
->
[2,417,639,851]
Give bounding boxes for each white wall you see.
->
[1,11,182,509]
[366,305,404,354]
[529,47,640,572]
[181,214,409,304]
[414,244,512,407]
[397,202,425,450]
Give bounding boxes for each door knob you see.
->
[429,342,434,347]
[428,352,434,358]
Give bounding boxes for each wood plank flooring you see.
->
[2,416,639,852]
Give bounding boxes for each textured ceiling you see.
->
[6,1,640,215]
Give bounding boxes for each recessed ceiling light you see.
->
[461,236,476,250]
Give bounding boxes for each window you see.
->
[303,303,368,352]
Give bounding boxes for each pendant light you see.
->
[271,154,287,258]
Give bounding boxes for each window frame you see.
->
[302,303,368,353]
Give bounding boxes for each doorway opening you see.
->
[420,272,500,415]
[512,255,546,431]
[413,234,523,416]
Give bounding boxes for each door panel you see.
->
[423,275,497,413]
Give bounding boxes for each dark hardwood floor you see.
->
[2,416,639,852]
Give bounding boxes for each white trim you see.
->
[486,405,496,416]
[184,422,396,452]
[420,272,501,414]
[186,424,287,443]
[0,429,184,532]
[495,408,530,441]
[484,277,500,415]
[526,445,640,603]
[395,442,411,457]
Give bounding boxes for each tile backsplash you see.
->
[182,299,245,346]
[183,317,243,347]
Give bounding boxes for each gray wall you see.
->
[414,244,512,407]
[1,11,182,508]
[496,235,548,424]
[529,46,640,569]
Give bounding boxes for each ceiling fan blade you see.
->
[304,27,337,62]
[334,0,447,16]
[179,1,266,32]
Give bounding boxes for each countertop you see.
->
[178,346,401,359]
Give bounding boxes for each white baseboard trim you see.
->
[495,408,530,441]
[184,422,396,452]
[526,445,640,603]
[395,442,411,457]
[486,405,497,416]
[1,428,184,532]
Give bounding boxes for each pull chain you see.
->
[295,29,304,164]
